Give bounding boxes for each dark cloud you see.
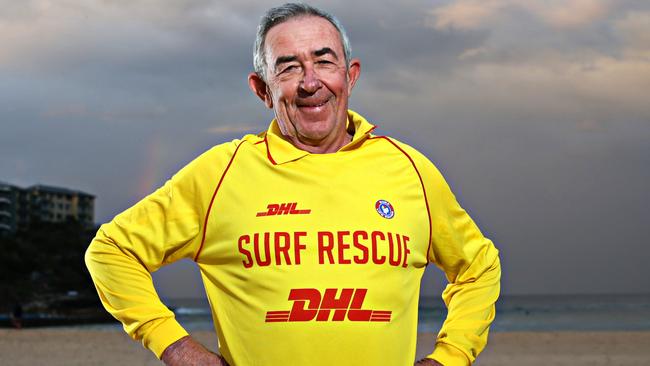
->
[2,0,648,295]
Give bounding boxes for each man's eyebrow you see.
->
[274,55,298,69]
[273,48,339,70]
[313,47,338,59]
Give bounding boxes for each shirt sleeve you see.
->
[84,142,238,358]
[409,147,501,366]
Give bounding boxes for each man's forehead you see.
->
[264,16,343,60]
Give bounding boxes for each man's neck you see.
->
[281,118,356,154]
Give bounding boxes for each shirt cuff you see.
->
[141,317,190,359]
[428,342,471,366]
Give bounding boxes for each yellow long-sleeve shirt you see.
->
[85,110,500,366]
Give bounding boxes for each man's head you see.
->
[252,3,352,82]
[248,3,361,153]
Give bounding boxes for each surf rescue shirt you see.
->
[85,110,501,366]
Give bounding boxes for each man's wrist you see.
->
[217,354,230,366]
[161,336,226,366]
[415,358,443,366]
[161,336,190,360]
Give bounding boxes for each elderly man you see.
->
[85,3,500,366]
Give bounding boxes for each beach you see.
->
[2,329,649,365]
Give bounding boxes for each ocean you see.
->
[159,293,650,333]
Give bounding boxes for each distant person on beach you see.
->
[10,303,23,329]
[85,3,500,365]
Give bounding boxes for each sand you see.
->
[1,329,649,365]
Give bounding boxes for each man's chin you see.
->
[294,123,340,143]
[297,130,332,143]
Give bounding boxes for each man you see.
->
[85,3,500,366]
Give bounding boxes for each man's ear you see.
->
[346,58,361,94]
[248,72,273,109]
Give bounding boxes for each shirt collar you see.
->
[264,109,377,165]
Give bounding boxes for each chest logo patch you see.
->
[375,200,395,219]
[256,202,311,217]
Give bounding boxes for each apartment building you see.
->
[0,182,95,235]
[0,182,19,234]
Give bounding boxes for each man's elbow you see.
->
[84,235,103,278]
[478,246,501,286]
[486,253,501,290]
[84,228,116,276]
[460,243,501,285]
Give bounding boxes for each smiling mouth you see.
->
[297,98,329,110]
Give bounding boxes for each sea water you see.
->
[421,293,650,332]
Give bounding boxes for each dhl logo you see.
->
[265,288,391,323]
[256,202,311,217]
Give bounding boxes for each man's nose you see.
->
[299,66,322,94]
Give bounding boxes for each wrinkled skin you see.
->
[248,16,361,154]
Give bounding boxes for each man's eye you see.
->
[281,65,299,73]
[317,60,333,64]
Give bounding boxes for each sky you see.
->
[1,0,649,297]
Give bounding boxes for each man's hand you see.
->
[414,358,443,366]
[161,336,228,366]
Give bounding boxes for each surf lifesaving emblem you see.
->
[375,200,395,219]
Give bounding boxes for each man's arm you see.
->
[85,177,200,357]
[404,144,501,366]
[85,143,239,359]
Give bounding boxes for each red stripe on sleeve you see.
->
[194,141,245,262]
[370,136,433,264]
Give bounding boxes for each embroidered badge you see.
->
[375,200,395,219]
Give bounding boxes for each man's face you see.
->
[254,16,360,147]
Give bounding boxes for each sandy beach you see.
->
[1,328,649,365]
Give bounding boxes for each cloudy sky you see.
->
[2,0,648,297]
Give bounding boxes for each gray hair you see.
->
[253,3,352,81]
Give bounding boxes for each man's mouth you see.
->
[297,98,329,111]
